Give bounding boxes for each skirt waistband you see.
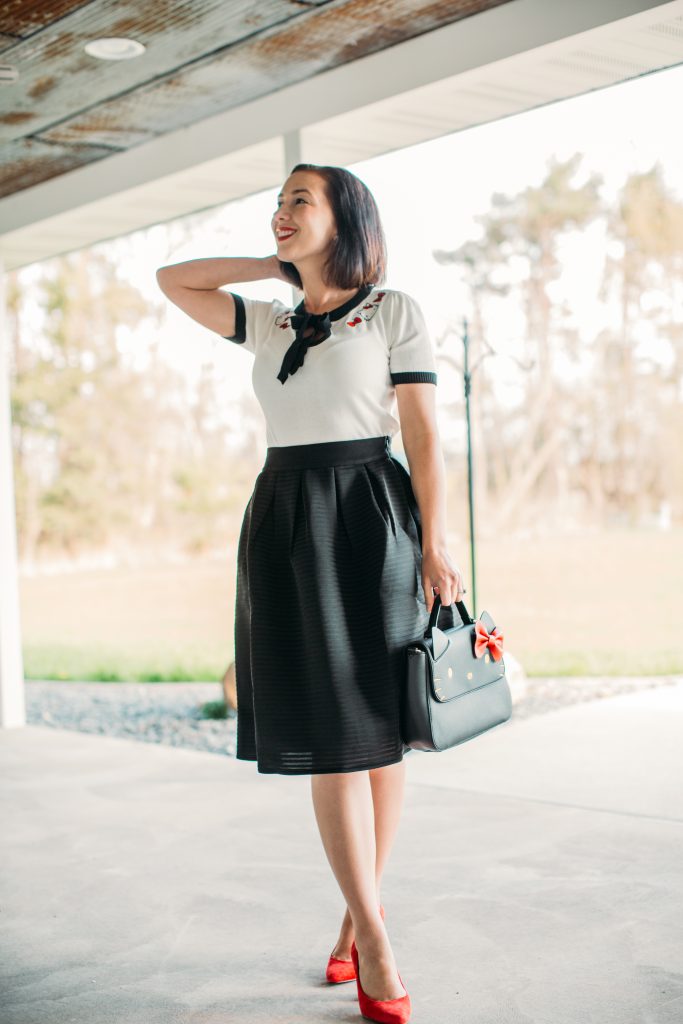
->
[263,435,392,470]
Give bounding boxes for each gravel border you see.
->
[24,675,682,758]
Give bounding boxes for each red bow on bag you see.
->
[474,619,505,661]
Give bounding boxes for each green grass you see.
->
[19,527,683,680]
[22,643,226,682]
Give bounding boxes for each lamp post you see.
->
[461,316,477,617]
[447,317,534,619]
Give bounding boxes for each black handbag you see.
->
[401,595,512,751]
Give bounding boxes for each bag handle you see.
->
[426,594,473,635]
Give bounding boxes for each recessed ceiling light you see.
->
[84,38,146,60]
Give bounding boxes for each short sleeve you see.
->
[222,292,276,355]
[387,291,437,385]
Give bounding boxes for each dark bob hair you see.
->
[277,163,387,291]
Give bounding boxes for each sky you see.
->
[27,61,683,441]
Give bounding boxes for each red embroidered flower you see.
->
[347,291,385,328]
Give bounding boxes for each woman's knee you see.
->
[311,768,369,788]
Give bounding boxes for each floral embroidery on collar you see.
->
[347,290,385,327]
[275,310,295,331]
[273,289,385,332]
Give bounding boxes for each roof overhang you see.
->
[1,0,682,270]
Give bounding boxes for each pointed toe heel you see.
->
[326,952,357,984]
[325,903,385,984]
[350,940,411,1024]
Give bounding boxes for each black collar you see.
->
[294,284,374,322]
[276,284,376,385]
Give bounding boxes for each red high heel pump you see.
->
[325,904,385,984]
[350,939,411,1024]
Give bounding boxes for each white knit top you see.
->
[222,284,437,447]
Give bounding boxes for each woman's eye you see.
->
[276,196,309,212]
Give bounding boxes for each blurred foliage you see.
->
[433,156,683,533]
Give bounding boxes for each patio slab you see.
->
[1,682,682,1024]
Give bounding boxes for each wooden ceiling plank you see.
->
[2,0,681,269]
[0,0,94,40]
[0,135,115,196]
[0,0,512,195]
[0,0,322,141]
[46,0,509,144]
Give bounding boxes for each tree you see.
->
[434,154,603,531]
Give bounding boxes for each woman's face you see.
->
[272,170,337,263]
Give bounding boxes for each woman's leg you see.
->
[370,757,407,895]
[330,760,406,958]
[311,764,406,1000]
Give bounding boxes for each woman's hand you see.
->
[421,545,466,613]
[264,254,288,281]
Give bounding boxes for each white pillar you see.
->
[0,255,26,727]
[282,131,303,307]
[283,129,302,179]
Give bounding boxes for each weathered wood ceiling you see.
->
[1,0,681,270]
[0,0,513,199]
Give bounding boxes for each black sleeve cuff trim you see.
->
[390,371,437,385]
[222,292,246,343]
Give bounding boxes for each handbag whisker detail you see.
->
[400,595,513,752]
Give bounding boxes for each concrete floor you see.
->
[1,682,682,1024]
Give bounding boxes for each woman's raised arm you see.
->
[155,255,284,338]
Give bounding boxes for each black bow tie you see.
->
[277,309,333,385]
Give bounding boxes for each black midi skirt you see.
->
[233,434,454,775]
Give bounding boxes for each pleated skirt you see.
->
[233,434,455,775]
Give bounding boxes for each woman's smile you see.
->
[275,227,298,242]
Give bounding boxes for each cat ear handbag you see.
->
[400,595,512,751]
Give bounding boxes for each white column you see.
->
[282,131,303,307]
[283,130,302,177]
[0,255,26,728]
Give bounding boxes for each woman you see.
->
[156,163,465,1024]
